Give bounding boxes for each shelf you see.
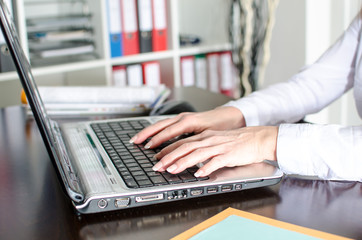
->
[109,50,174,66]
[179,43,232,57]
[0,71,19,82]
[30,59,106,76]
[0,0,233,90]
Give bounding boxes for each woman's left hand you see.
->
[152,126,279,177]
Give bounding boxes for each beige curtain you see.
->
[229,0,279,97]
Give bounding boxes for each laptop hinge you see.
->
[50,120,85,203]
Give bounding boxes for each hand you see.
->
[152,126,279,177]
[130,106,245,148]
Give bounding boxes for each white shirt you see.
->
[224,14,362,181]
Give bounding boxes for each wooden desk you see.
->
[0,88,362,239]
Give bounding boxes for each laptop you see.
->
[0,1,283,214]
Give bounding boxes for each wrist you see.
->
[265,126,279,161]
[216,106,246,128]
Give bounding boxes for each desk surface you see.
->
[0,88,362,240]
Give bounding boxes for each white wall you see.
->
[263,0,306,87]
[263,0,361,125]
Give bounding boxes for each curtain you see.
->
[229,0,279,97]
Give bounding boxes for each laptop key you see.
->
[135,175,149,181]
[140,163,153,168]
[196,176,210,181]
[150,176,167,185]
[133,170,145,176]
[122,174,133,181]
[137,179,153,187]
[147,171,161,177]
[128,166,142,172]
[162,172,182,184]
[178,171,197,182]
[125,179,138,188]
[119,169,129,174]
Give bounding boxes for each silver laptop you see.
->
[0,1,283,214]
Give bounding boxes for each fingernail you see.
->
[145,141,152,149]
[194,170,204,177]
[129,135,137,144]
[167,164,177,173]
[153,154,159,160]
[152,162,163,171]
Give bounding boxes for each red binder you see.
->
[142,61,161,86]
[121,0,140,55]
[152,0,167,51]
[219,52,235,97]
[112,65,127,86]
[206,53,220,93]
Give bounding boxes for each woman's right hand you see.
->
[130,106,246,149]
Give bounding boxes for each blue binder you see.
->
[109,33,123,58]
[107,0,123,58]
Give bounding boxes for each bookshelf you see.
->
[0,0,233,92]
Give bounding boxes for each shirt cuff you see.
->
[277,123,317,176]
[222,100,261,126]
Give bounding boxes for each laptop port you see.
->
[97,199,108,209]
[115,198,130,208]
[135,193,164,203]
[207,186,218,193]
[221,185,232,192]
[190,188,203,196]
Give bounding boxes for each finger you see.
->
[194,155,227,177]
[154,133,232,172]
[157,134,232,173]
[154,129,223,159]
[143,114,199,149]
[130,115,183,144]
[165,145,223,174]
[153,140,206,172]
[154,133,205,159]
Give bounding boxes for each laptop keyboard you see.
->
[90,120,209,188]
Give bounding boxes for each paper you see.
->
[190,215,319,240]
[153,0,167,30]
[138,0,153,31]
[37,85,166,104]
[122,0,138,32]
[108,0,122,34]
[23,85,170,117]
[172,208,351,240]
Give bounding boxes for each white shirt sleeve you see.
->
[224,14,360,126]
[223,15,362,180]
[278,124,362,181]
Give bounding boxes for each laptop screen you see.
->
[0,2,55,152]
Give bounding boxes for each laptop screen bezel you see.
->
[0,1,56,156]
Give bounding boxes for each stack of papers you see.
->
[23,85,170,117]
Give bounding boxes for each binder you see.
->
[152,0,167,51]
[195,54,207,89]
[142,61,161,86]
[181,56,195,87]
[0,0,15,72]
[112,65,127,86]
[206,53,220,93]
[137,0,153,53]
[127,64,143,86]
[107,0,123,58]
[121,0,140,55]
[220,52,234,97]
